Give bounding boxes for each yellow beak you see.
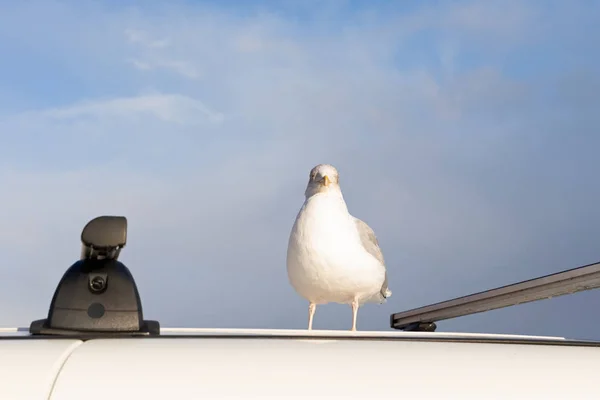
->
[321,175,331,186]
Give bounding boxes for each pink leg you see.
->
[351,300,359,331]
[308,303,316,330]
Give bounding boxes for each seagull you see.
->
[286,164,391,331]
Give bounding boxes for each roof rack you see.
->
[390,261,600,331]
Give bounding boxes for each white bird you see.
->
[286,164,391,331]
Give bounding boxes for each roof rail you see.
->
[390,261,600,331]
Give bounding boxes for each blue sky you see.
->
[0,0,599,339]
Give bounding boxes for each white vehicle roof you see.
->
[2,327,600,400]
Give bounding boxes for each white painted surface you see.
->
[49,337,600,400]
[0,329,597,399]
[0,339,82,400]
[157,327,569,341]
[0,326,569,341]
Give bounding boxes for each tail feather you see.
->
[379,273,392,304]
[379,288,392,304]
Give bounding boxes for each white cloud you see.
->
[128,58,201,79]
[128,58,152,70]
[234,35,265,53]
[125,28,170,48]
[36,94,224,125]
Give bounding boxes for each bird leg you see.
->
[308,302,316,330]
[351,300,359,331]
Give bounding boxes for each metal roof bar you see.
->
[390,261,600,331]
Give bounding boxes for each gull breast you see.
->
[286,194,386,305]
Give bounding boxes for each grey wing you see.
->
[353,216,392,301]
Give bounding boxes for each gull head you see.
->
[305,164,341,198]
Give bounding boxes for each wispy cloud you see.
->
[125,28,201,78]
[125,28,170,48]
[38,94,224,124]
[129,59,201,79]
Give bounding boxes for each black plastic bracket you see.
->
[29,216,160,336]
[398,322,438,332]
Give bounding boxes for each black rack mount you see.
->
[390,261,600,331]
[29,215,160,336]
